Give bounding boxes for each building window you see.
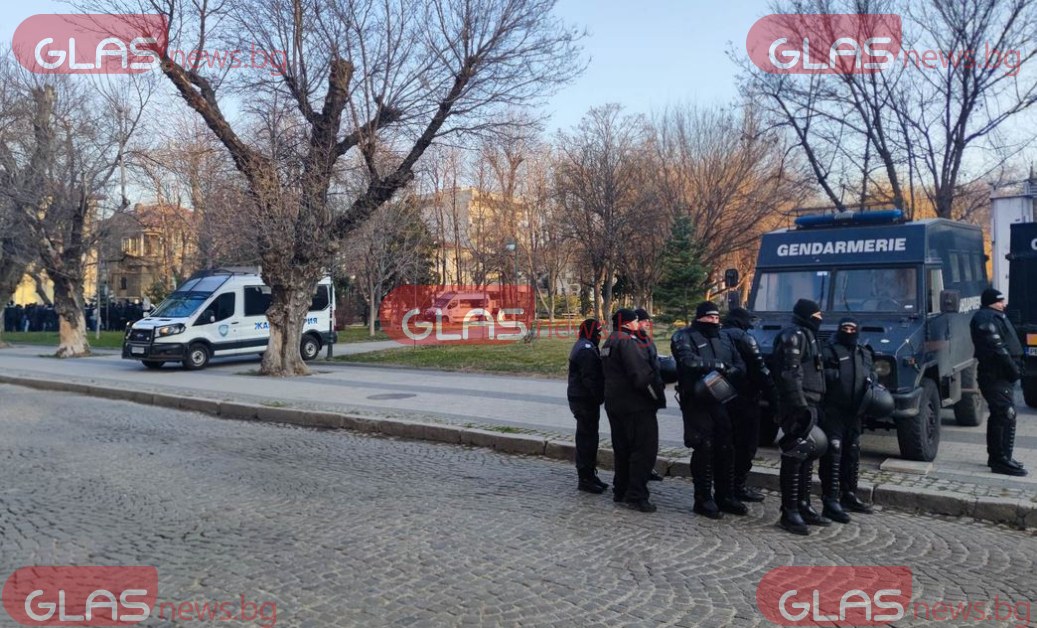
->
[120,277,128,290]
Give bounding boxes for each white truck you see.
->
[121,270,336,370]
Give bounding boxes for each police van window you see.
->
[927,268,944,314]
[831,267,917,313]
[309,285,329,312]
[211,292,236,322]
[949,252,960,283]
[244,286,273,316]
[752,271,830,312]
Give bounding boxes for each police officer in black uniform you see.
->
[820,317,876,523]
[722,307,779,503]
[971,289,1027,477]
[635,307,667,482]
[568,318,608,493]
[773,298,830,535]
[672,301,747,519]
[602,308,662,512]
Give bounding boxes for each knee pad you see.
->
[1007,406,1017,423]
[827,438,842,456]
[808,426,828,459]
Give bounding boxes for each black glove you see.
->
[1009,361,1022,383]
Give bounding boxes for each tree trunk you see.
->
[260,264,321,376]
[52,275,90,358]
[368,287,379,338]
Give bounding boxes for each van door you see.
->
[239,284,273,353]
[193,289,238,355]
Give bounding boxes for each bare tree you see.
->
[0,56,149,356]
[654,103,807,295]
[80,0,583,375]
[743,0,1037,218]
[555,104,656,319]
[343,194,434,336]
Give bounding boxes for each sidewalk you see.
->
[0,343,1034,528]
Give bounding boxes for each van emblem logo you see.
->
[218,324,229,337]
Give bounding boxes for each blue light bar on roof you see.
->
[794,209,904,229]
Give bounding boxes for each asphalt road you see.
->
[0,386,1034,626]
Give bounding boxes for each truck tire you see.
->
[953,366,984,427]
[141,360,165,370]
[1024,377,1037,409]
[182,343,211,371]
[896,379,941,461]
[300,334,321,361]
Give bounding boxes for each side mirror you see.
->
[724,268,739,289]
[201,310,216,324]
[939,290,960,314]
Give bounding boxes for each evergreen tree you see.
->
[653,215,707,325]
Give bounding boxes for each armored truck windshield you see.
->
[752,267,919,314]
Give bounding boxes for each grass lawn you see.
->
[0,331,126,349]
[334,333,673,378]
[336,326,390,342]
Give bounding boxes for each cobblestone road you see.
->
[0,385,1033,627]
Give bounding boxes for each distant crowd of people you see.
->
[3,301,149,333]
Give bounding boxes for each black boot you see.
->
[988,424,1028,477]
[841,443,873,514]
[692,450,722,519]
[649,470,664,482]
[798,462,831,526]
[1002,421,1028,473]
[779,456,808,535]
[578,472,606,494]
[714,446,748,516]
[820,453,850,524]
[733,470,765,502]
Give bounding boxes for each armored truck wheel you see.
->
[1024,377,1037,409]
[953,366,984,427]
[896,379,941,461]
[141,360,165,370]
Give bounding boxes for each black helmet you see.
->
[860,381,895,418]
[658,355,678,385]
[693,370,737,404]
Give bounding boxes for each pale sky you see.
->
[0,0,768,131]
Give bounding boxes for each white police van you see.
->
[122,269,336,370]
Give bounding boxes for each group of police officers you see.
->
[567,289,1028,536]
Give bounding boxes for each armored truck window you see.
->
[832,267,917,313]
[949,253,960,282]
[751,270,830,312]
[244,286,273,316]
[309,285,329,312]
[927,268,945,314]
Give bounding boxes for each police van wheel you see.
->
[953,366,984,427]
[141,360,165,370]
[183,343,210,370]
[300,335,321,361]
[1024,377,1037,409]
[896,379,941,462]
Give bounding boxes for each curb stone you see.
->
[0,373,1031,530]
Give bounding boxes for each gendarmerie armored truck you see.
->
[1006,222,1037,408]
[746,210,986,461]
